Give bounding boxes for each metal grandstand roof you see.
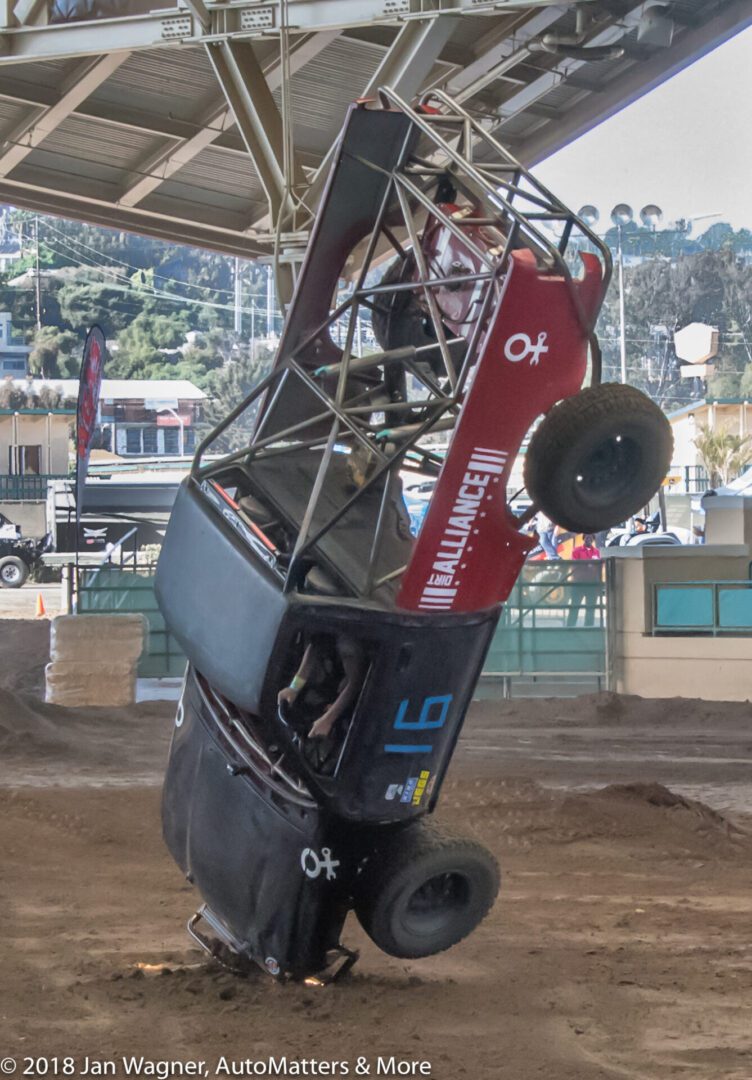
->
[0,0,747,272]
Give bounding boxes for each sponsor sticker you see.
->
[412,770,432,807]
[401,777,419,803]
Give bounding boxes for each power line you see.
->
[39,234,266,317]
[39,217,240,299]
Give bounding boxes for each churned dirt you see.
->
[2,620,751,1080]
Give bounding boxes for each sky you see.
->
[535,23,752,233]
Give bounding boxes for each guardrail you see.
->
[481,560,611,695]
[667,464,709,494]
[76,562,185,678]
[0,474,67,500]
[653,580,752,635]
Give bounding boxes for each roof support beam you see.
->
[205,38,303,223]
[265,15,459,305]
[303,15,459,218]
[11,0,46,26]
[0,3,599,64]
[119,30,335,208]
[0,174,268,257]
[0,50,129,178]
[487,5,646,132]
[179,0,210,32]
[448,5,567,100]
[516,0,752,165]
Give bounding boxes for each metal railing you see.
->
[76,561,185,678]
[0,474,67,500]
[653,580,752,635]
[481,560,611,695]
[666,464,709,494]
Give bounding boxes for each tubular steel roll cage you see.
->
[193,88,613,603]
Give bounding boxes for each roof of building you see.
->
[13,378,206,401]
[0,2,744,258]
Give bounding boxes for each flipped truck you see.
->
[155,89,672,981]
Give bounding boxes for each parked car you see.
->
[0,532,53,588]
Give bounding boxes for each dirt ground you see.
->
[2,620,751,1080]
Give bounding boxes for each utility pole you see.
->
[616,223,627,385]
[233,256,242,336]
[33,216,42,330]
[266,265,274,339]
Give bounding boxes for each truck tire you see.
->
[524,383,673,533]
[354,821,500,959]
[0,556,29,588]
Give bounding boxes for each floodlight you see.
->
[610,203,633,227]
[640,204,663,229]
[578,205,600,227]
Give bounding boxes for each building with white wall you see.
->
[0,312,31,376]
[18,378,206,458]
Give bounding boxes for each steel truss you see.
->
[192,88,611,603]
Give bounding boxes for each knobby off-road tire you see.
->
[0,556,28,588]
[524,383,673,533]
[354,821,500,960]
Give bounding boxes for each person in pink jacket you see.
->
[567,534,600,627]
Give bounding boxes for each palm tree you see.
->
[693,425,752,487]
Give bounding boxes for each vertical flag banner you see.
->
[75,325,106,524]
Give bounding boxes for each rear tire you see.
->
[354,821,500,959]
[0,557,28,588]
[524,383,673,533]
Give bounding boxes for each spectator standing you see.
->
[536,512,559,560]
[567,533,600,628]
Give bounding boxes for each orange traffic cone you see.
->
[35,592,46,618]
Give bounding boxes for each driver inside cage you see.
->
[278,633,364,741]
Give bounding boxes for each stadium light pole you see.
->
[578,203,664,385]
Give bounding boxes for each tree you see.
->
[200,347,274,451]
[175,328,241,388]
[108,309,191,379]
[57,280,140,337]
[28,325,81,378]
[693,425,752,487]
[0,376,29,410]
[596,246,752,411]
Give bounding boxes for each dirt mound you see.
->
[469,692,752,729]
[436,777,749,861]
[593,782,746,835]
[0,618,49,695]
[0,687,69,755]
[554,781,749,854]
[0,685,174,784]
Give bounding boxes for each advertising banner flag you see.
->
[75,325,106,523]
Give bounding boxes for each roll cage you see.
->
[192,88,611,610]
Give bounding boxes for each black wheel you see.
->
[0,557,29,588]
[524,383,673,533]
[354,821,500,960]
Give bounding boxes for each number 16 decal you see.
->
[385,694,453,753]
